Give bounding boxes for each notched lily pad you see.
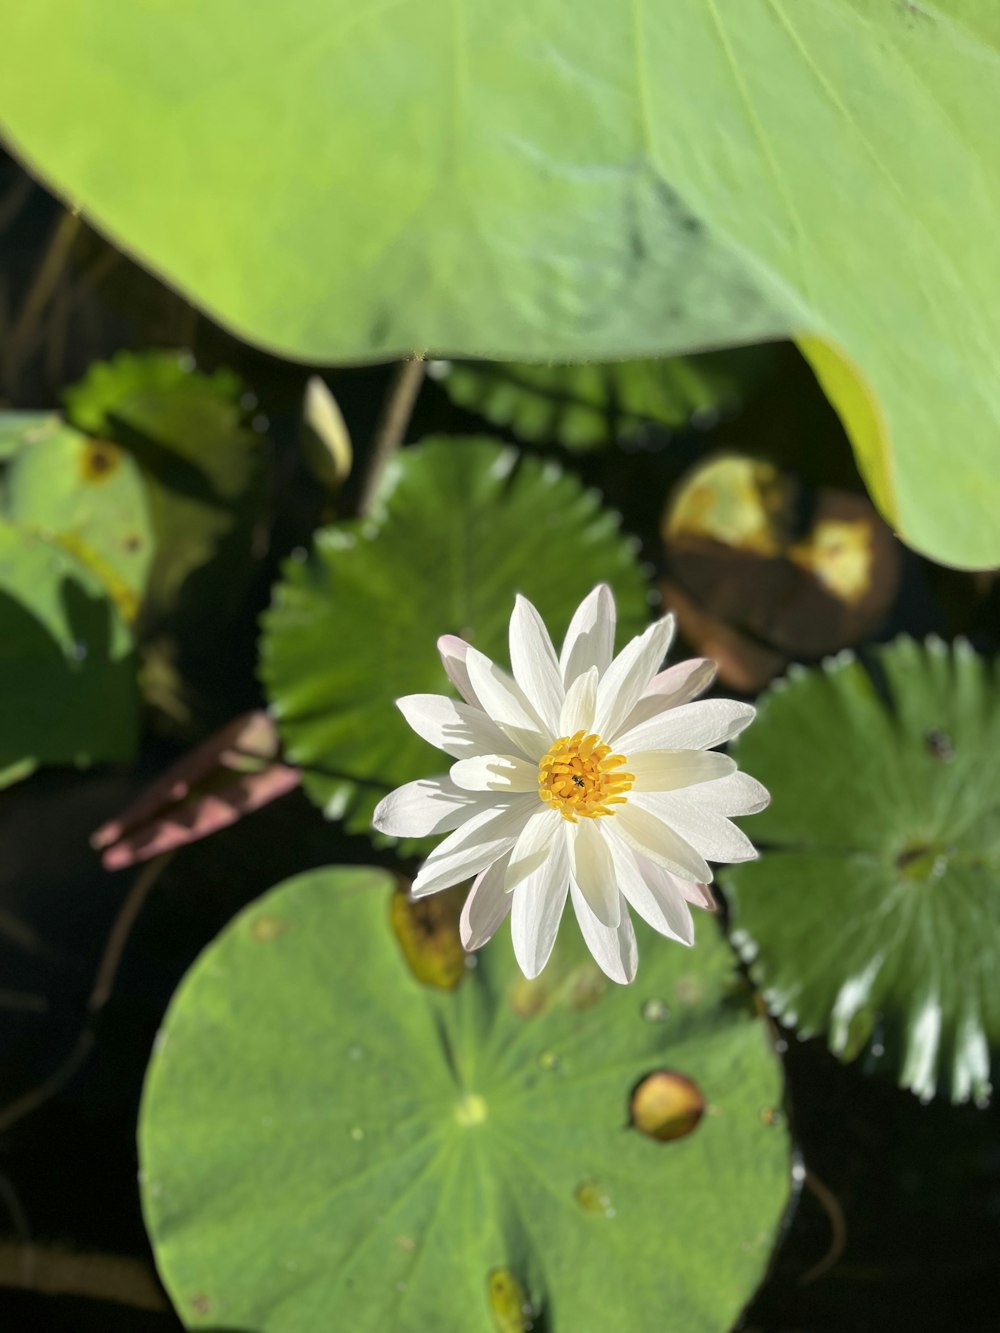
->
[260,437,650,837]
[441,349,777,452]
[723,637,1000,1105]
[0,517,138,779]
[3,418,153,622]
[140,867,790,1332]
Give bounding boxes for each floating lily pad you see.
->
[0,411,58,460]
[3,419,153,622]
[260,438,650,835]
[139,866,791,1332]
[63,350,267,628]
[441,349,776,451]
[723,637,1000,1106]
[0,517,137,778]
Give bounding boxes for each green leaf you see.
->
[722,637,1000,1106]
[0,412,58,460]
[139,867,791,1332]
[63,351,267,627]
[2,421,153,623]
[441,348,777,451]
[260,438,650,835]
[0,517,138,777]
[2,4,999,564]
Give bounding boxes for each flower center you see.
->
[537,731,634,822]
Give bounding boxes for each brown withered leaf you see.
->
[661,455,902,688]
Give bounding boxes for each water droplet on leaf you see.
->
[574,1181,616,1217]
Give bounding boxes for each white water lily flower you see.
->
[373,586,768,984]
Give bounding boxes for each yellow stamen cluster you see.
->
[538,731,634,822]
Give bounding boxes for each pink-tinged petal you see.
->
[680,880,718,912]
[614,698,755,755]
[633,791,760,864]
[569,819,621,927]
[461,853,513,950]
[509,595,564,735]
[559,584,616,684]
[449,754,539,793]
[396,694,513,760]
[510,833,570,978]
[593,614,675,741]
[570,880,638,984]
[694,770,771,817]
[617,658,716,733]
[615,801,711,882]
[411,799,535,898]
[372,777,484,837]
[437,635,479,707]
[628,750,735,793]
[603,831,696,944]
[505,806,563,892]
[465,646,550,757]
[559,666,598,737]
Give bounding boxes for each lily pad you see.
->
[440,349,777,451]
[63,350,267,628]
[723,637,1000,1106]
[2,4,999,563]
[3,419,153,622]
[259,438,650,835]
[0,517,138,778]
[139,866,791,1332]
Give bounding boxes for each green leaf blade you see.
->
[140,866,791,1331]
[2,4,999,561]
[724,638,1000,1105]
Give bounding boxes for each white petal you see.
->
[694,770,771,817]
[604,832,695,944]
[634,791,760,864]
[509,595,564,735]
[450,754,539,793]
[372,777,483,837]
[411,799,535,898]
[614,698,756,755]
[568,819,621,927]
[397,694,512,759]
[559,666,598,736]
[570,879,638,984]
[559,584,616,684]
[437,635,479,707]
[465,647,550,758]
[460,853,513,950]
[593,614,675,741]
[617,658,716,733]
[615,801,711,882]
[629,750,736,793]
[505,806,563,892]
[510,833,570,978]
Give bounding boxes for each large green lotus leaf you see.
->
[0,517,137,777]
[2,4,999,565]
[63,351,267,626]
[440,347,778,451]
[2,417,153,623]
[723,638,1000,1106]
[139,866,791,1332]
[260,438,650,835]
